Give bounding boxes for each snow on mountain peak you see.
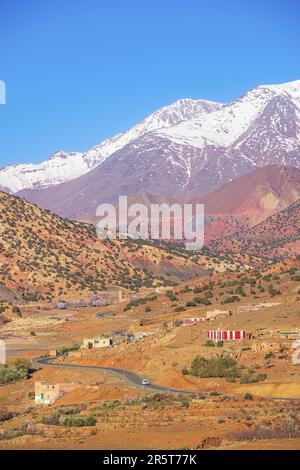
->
[155,81,300,152]
[0,97,215,193]
[259,79,300,100]
[1,81,300,194]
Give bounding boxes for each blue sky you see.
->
[0,0,299,167]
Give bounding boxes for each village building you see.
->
[206,309,230,320]
[49,349,58,357]
[254,328,279,339]
[238,302,281,313]
[35,382,78,405]
[67,350,83,359]
[183,317,205,326]
[100,286,135,304]
[208,330,248,342]
[128,331,154,341]
[280,329,300,340]
[251,340,282,353]
[82,336,113,349]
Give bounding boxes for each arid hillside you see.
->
[0,192,167,301]
[0,192,246,302]
[193,165,300,245]
[198,165,300,223]
[209,199,300,259]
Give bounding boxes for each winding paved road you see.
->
[33,356,192,395]
[33,357,300,401]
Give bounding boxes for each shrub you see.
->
[100,400,122,410]
[185,301,197,308]
[0,428,23,441]
[0,406,14,423]
[240,371,267,384]
[264,352,273,360]
[204,339,216,347]
[14,358,31,372]
[41,412,61,426]
[58,405,86,415]
[174,306,186,312]
[0,365,29,384]
[222,296,240,304]
[244,392,253,400]
[181,400,190,409]
[190,355,241,380]
[12,306,21,316]
[63,415,96,427]
[57,342,80,356]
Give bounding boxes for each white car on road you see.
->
[142,378,150,386]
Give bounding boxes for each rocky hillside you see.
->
[0,191,162,301]
[0,192,245,302]
[197,165,300,225]
[209,199,300,260]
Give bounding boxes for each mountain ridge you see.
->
[0,98,221,193]
[16,79,300,219]
[2,79,300,196]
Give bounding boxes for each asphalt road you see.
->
[33,356,192,395]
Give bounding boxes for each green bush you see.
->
[240,371,267,384]
[0,428,24,441]
[244,392,254,400]
[204,339,216,347]
[57,342,80,356]
[174,306,186,312]
[222,295,240,304]
[185,301,197,308]
[0,365,29,384]
[41,412,61,426]
[63,415,96,427]
[189,355,240,379]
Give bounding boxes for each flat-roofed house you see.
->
[35,382,78,405]
[280,329,300,340]
[206,309,230,320]
[208,330,248,342]
[82,336,113,349]
[251,340,281,352]
[183,318,205,326]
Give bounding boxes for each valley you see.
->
[0,242,300,450]
[1,79,300,452]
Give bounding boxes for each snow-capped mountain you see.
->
[0,98,221,193]
[0,152,89,193]
[6,79,300,221]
